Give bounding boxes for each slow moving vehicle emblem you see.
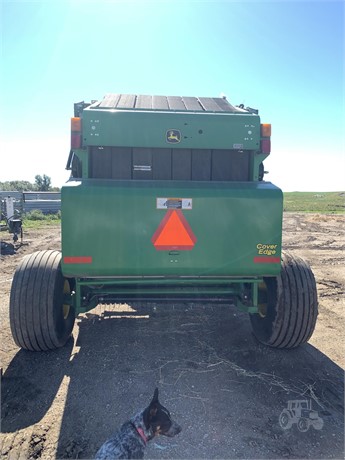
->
[166,129,181,144]
[152,210,197,250]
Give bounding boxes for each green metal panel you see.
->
[82,109,260,150]
[61,180,282,278]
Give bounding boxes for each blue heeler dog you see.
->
[95,388,181,459]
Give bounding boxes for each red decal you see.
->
[254,257,281,264]
[64,256,92,264]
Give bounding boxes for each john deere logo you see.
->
[166,129,181,144]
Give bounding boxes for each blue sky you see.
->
[1,0,344,191]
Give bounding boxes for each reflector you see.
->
[71,134,81,149]
[261,139,271,154]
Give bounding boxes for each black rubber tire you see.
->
[250,251,318,348]
[9,250,75,351]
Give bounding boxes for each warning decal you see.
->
[151,209,197,251]
[156,198,192,210]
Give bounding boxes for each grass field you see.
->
[283,191,345,213]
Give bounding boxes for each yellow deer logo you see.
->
[166,129,181,143]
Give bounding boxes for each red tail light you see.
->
[261,138,271,154]
[71,134,82,148]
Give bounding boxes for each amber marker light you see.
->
[71,117,82,132]
[71,117,82,148]
[261,123,271,137]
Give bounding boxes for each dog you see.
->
[95,388,181,459]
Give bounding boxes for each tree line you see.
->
[0,175,60,192]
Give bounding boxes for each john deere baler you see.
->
[9,94,318,351]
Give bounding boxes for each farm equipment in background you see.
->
[9,93,318,351]
[1,196,23,244]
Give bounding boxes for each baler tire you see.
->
[9,250,75,351]
[250,251,318,348]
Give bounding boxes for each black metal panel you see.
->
[212,150,232,181]
[152,149,172,179]
[192,150,212,181]
[133,148,152,179]
[111,147,132,179]
[90,146,250,182]
[90,147,112,179]
[172,149,192,180]
[229,151,250,181]
[212,150,250,181]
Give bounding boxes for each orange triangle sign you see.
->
[152,210,197,251]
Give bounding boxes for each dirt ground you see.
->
[1,213,344,459]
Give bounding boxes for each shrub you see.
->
[25,209,46,220]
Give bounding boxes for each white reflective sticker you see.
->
[156,198,193,210]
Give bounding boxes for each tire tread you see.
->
[9,250,75,351]
[250,251,318,348]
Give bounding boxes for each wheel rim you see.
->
[63,280,71,320]
[279,413,289,428]
[298,418,309,432]
[258,281,268,318]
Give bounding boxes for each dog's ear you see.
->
[152,388,159,404]
[144,389,159,428]
[149,388,159,415]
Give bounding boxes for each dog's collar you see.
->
[136,427,148,445]
[131,423,148,445]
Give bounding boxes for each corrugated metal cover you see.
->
[23,200,61,214]
[93,94,247,113]
[23,192,61,201]
[0,191,22,201]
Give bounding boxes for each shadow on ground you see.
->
[2,303,344,459]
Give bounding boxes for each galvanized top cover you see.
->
[90,94,248,113]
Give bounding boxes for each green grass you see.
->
[1,211,61,231]
[21,210,61,229]
[283,191,345,213]
[22,219,61,229]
